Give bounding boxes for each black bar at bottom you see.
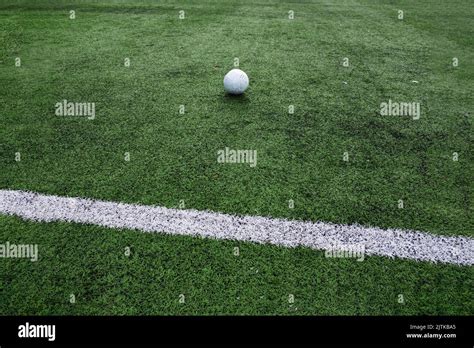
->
[0,316,472,346]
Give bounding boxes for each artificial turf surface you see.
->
[1,215,473,315]
[0,0,472,315]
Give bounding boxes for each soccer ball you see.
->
[223,69,249,95]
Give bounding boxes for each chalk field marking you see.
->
[0,189,472,265]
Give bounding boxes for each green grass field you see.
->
[0,0,472,315]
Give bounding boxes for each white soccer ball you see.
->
[223,69,249,94]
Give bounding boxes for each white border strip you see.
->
[0,189,472,265]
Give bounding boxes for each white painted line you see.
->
[0,189,472,265]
